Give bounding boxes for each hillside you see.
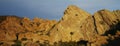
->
[0,5,120,46]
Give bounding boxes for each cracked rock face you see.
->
[49,5,97,43]
[93,9,119,35]
[0,16,56,46]
[0,5,120,46]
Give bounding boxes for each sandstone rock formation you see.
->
[49,5,97,43]
[0,5,120,46]
[0,16,56,46]
[93,9,119,35]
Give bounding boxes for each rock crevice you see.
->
[92,16,99,34]
[0,5,120,46]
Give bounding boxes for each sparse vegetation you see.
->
[12,40,21,46]
[0,41,3,45]
[21,37,27,41]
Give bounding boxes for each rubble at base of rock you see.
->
[0,5,120,46]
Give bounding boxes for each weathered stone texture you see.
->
[0,5,120,46]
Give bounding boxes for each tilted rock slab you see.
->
[93,9,119,35]
[49,5,97,44]
[0,5,120,46]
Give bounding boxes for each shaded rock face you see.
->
[0,5,120,46]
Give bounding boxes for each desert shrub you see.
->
[21,37,27,41]
[12,40,21,46]
[0,41,3,45]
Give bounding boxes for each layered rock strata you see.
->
[0,5,120,46]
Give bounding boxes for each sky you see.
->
[0,0,120,20]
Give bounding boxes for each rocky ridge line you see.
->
[0,5,120,46]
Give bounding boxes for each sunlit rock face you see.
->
[49,5,97,43]
[0,16,57,46]
[93,9,119,35]
[0,16,23,41]
[0,5,120,46]
[113,10,120,20]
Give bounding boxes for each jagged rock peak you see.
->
[0,15,21,20]
[0,5,120,46]
[49,5,97,45]
[64,5,90,16]
[61,5,91,22]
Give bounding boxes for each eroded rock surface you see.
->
[49,5,97,43]
[0,5,120,46]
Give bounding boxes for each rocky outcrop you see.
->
[49,5,97,44]
[0,16,56,46]
[93,9,119,35]
[0,5,120,46]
